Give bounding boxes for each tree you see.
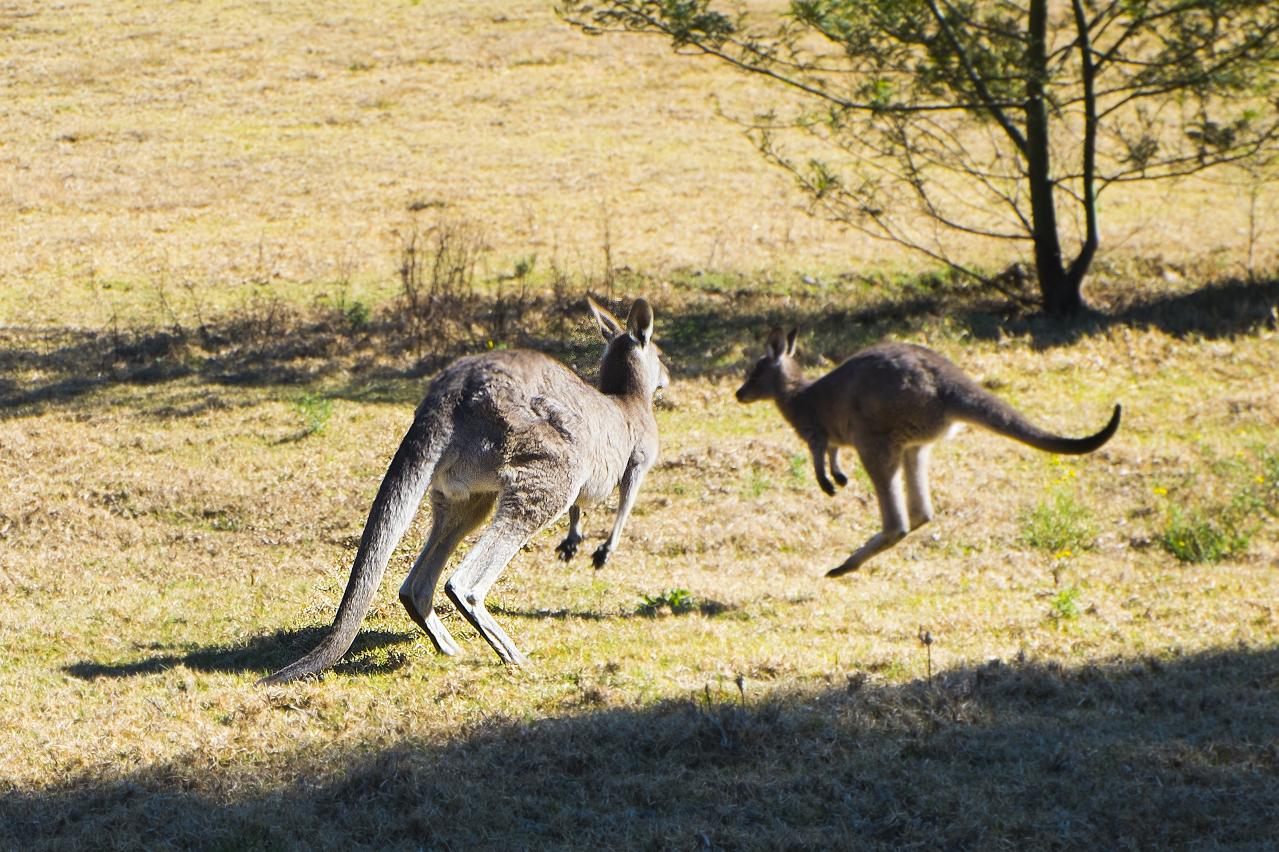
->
[563,0,1279,315]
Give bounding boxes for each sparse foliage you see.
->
[1048,585,1082,623]
[396,217,485,351]
[1155,446,1277,563]
[1161,506,1250,564]
[292,392,333,438]
[1020,486,1095,553]
[638,587,697,616]
[563,0,1279,314]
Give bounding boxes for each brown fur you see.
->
[261,298,666,683]
[736,328,1120,577]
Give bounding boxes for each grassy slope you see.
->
[4,0,1275,326]
[1,286,1277,849]
[2,1,1278,849]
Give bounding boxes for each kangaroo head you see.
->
[589,296,668,399]
[736,327,800,403]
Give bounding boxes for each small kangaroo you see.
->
[736,328,1120,577]
[261,298,667,683]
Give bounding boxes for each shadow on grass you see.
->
[63,626,416,680]
[657,275,1279,372]
[2,276,1275,418]
[490,597,737,622]
[488,604,634,622]
[19,646,1279,849]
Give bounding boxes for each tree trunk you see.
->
[1026,0,1083,316]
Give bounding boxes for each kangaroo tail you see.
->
[259,413,442,685]
[954,390,1122,456]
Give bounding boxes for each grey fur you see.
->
[260,298,666,683]
[736,329,1121,577]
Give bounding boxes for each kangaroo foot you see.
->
[591,543,611,569]
[556,535,581,562]
[825,560,862,578]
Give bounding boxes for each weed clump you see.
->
[1020,488,1095,553]
[1160,504,1251,564]
[1048,586,1082,624]
[293,392,333,437]
[637,588,696,616]
[1156,447,1277,564]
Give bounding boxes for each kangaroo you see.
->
[736,328,1120,577]
[261,298,667,684]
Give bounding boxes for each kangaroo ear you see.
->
[785,327,799,356]
[587,296,625,342]
[627,298,654,347]
[766,327,787,359]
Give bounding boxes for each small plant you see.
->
[787,453,808,485]
[1160,505,1250,564]
[342,299,370,331]
[1153,447,1277,565]
[397,217,485,351]
[1020,488,1095,553]
[293,392,333,437]
[1257,451,1279,516]
[745,469,773,498]
[637,588,696,617]
[1048,586,1082,623]
[917,627,934,685]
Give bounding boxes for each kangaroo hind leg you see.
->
[399,492,495,656]
[556,505,583,562]
[827,443,907,578]
[444,487,567,665]
[903,444,934,531]
[827,447,849,488]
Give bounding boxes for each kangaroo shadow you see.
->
[63,626,417,681]
[15,645,1279,849]
[489,597,737,621]
[488,604,633,622]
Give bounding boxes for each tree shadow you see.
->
[976,275,1279,351]
[62,626,416,680]
[656,275,1279,370]
[17,645,1279,849]
[3,276,1274,419]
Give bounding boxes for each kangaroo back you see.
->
[259,404,447,684]
[261,298,666,684]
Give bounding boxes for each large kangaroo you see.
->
[736,328,1120,577]
[261,298,667,684]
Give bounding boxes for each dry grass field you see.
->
[3,1,1279,850]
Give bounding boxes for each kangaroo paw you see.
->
[832,471,849,487]
[818,477,837,497]
[591,544,611,569]
[556,537,580,562]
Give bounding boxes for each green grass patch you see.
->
[1020,488,1096,553]
[292,392,333,438]
[1160,507,1249,564]
[637,588,696,616]
[1157,446,1278,564]
[1048,585,1082,624]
